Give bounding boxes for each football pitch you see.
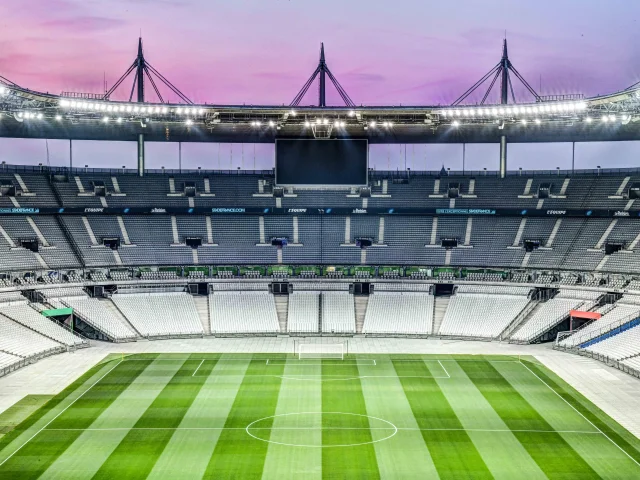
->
[1,354,640,479]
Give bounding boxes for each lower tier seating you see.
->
[112,293,203,337]
[287,292,320,333]
[321,292,356,334]
[209,292,279,334]
[363,292,434,335]
[62,296,138,341]
[0,303,88,347]
[0,315,64,358]
[439,292,530,338]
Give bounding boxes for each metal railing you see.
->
[0,346,65,378]
[554,310,640,348]
[553,345,640,380]
[2,162,640,178]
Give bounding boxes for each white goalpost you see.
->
[298,343,345,360]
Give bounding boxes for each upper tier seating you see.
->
[0,168,640,273]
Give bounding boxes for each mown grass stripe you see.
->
[91,356,218,479]
[459,359,600,479]
[357,356,440,478]
[494,360,640,479]
[146,355,251,480]
[322,358,380,479]
[0,358,154,480]
[261,359,322,479]
[435,360,546,480]
[39,358,183,480]
[203,356,285,479]
[392,358,493,479]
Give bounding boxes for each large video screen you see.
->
[275,139,368,186]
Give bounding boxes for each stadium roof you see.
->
[1,40,640,144]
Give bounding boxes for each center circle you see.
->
[245,412,398,448]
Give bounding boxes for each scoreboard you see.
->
[275,139,368,186]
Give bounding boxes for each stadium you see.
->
[2,7,640,477]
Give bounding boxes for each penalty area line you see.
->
[192,359,205,377]
[437,360,451,379]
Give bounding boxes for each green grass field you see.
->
[1,353,639,479]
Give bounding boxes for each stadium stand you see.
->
[287,292,320,333]
[558,301,640,348]
[111,292,203,337]
[209,291,279,334]
[582,324,640,360]
[510,290,600,343]
[0,315,65,358]
[61,296,138,341]
[0,304,88,348]
[362,292,434,335]
[438,286,531,338]
[321,292,356,334]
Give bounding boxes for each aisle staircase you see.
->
[503,301,543,340]
[500,300,540,340]
[102,298,142,338]
[274,295,289,333]
[432,297,450,335]
[193,296,211,335]
[355,296,369,334]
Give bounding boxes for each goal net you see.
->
[298,343,344,360]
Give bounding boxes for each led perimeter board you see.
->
[275,138,368,187]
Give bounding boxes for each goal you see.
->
[298,343,344,360]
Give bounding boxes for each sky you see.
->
[1,0,640,171]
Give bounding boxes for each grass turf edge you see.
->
[522,359,640,465]
[0,354,126,454]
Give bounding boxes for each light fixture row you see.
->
[441,101,588,118]
[59,99,208,116]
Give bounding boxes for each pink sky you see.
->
[2,0,639,106]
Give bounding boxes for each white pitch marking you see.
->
[519,360,640,469]
[192,359,205,377]
[42,426,602,435]
[437,360,451,378]
[0,359,123,468]
[265,361,376,366]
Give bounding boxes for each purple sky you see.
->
[1,0,640,170]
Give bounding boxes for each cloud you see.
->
[40,16,126,33]
[343,72,386,83]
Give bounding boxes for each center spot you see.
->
[245,412,397,448]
